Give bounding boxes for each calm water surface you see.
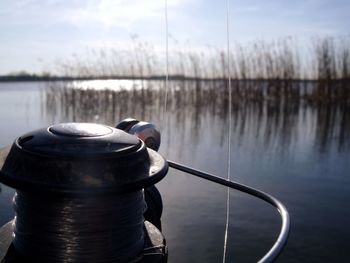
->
[0,80,349,262]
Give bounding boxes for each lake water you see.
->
[0,80,349,262]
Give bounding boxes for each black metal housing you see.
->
[0,123,169,262]
[0,123,168,195]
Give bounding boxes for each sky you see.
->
[0,0,349,75]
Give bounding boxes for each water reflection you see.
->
[44,80,350,154]
[1,80,350,262]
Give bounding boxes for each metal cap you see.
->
[0,123,168,196]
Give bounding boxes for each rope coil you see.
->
[12,191,146,263]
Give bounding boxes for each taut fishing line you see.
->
[223,0,232,262]
[12,191,146,263]
[161,0,169,133]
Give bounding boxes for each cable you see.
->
[168,160,290,263]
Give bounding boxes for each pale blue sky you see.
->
[0,0,349,75]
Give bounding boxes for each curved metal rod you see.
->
[167,160,290,263]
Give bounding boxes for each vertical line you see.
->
[162,0,169,133]
[223,0,232,262]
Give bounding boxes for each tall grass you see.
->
[54,36,350,103]
[56,36,350,80]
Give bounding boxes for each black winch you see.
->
[0,123,168,263]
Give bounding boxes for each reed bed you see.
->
[55,36,350,104]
